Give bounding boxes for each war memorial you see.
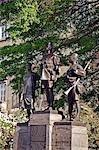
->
[13,43,88,150]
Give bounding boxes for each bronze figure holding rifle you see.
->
[65,53,86,121]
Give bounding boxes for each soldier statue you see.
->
[22,63,39,118]
[40,42,60,110]
[65,53,86,121]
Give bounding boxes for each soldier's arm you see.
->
[74,65,86,77]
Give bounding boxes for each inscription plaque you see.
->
[52,124,71,150]
[17,132,30,150]
[30,125,46,150]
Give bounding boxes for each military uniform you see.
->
[22,70,39,117]
[65,54,85,120]
[41,53,60,109]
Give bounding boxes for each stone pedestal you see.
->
[13,112,88,150]
[13,122,30,150]
[13,110,62,150]
[29,110,62,150]
[52,121,88,150]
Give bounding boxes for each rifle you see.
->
[64,60,91,95]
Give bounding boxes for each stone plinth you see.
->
[13,112,88,150]
[52,121,88,150]
[13,110,62,150]
[13,122,30,150]
[29,110,62,150]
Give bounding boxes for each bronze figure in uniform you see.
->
[40,42,60,110]
[65,53,86,121]
[22,63,39,118]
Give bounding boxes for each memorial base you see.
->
[13,111,88,150]
[52,121,88,150]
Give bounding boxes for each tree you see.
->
[0,0,73,90]
[0,0,99,149]
[0,0,98,106]
[0,0,98,100]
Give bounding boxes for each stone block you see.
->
[30,125,46,142]
[13,122,30,150]
[72,125,88,149]
[31,142,46,150]
[30,125,46,150]
[29,110,62,125]
[13,112,88,150]
[52,121,88,150]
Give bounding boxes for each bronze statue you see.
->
[22,63,39,118]
[40,42,60,110]
[65,53,86,121]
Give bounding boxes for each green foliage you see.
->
[78,36,97,54]
[0,0,39,39]
[80,103,99,149]
[0,0,98,104]
[0,1,99,148]
[54,98,65,109]
[0,116,14,149]
[0,109,27,149]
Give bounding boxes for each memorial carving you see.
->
[14,48,89,150]
[30,125,46,150]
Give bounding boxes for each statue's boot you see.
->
[43,106,53,112]
[32,108,35,114]
[58,110,65,120]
